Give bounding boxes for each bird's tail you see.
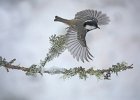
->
[54,16,71,25]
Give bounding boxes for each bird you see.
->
[54,9,110,62]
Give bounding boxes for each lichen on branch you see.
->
[0,56,133,80]
[39,34,66,67]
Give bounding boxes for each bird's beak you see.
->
[97,26,100,29]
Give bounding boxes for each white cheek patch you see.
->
[85,25,95,30]
[85,20,93,23]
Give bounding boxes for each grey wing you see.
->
[75,9,110,25]
[66,27,93,62]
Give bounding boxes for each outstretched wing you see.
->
[75,9,110,25]
[66,27,93,62]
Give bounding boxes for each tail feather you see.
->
[54,16,62,21]
[54,16,70,25]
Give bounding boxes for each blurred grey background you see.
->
[0,0,140,100]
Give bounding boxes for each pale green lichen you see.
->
[62,62,133,80]
[39,34,66,67]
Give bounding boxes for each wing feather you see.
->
[75,9,110,25]
[76,45,82,61]
[66,27,93,62]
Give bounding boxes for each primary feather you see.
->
[66,26,93,62]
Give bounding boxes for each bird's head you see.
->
[83,20,100,31]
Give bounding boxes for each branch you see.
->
[0,56,133,80]
[0,34,133,80]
